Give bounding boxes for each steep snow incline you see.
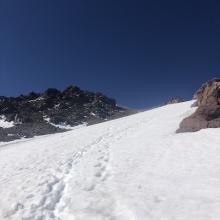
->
[0,101,220,220]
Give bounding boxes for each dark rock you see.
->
[29,92,40,100]
[43,88,61,98]
[164,97,185,105]
[0,85,131,142]
[177,78,220,133]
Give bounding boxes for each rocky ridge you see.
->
[164,97,185,105]
[0,86,131,142]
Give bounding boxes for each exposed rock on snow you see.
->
[164,97,185,105]
[177,78,220,132]
[193,78,220,106]
[0,86,132,142]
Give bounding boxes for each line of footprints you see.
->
[94,144,111,183]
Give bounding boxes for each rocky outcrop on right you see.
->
[177,78,220,133]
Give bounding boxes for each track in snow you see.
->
[1,101,220,220]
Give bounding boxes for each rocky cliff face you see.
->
[0,86,131,142]
[193,79,220,106]
[177,78,220,132]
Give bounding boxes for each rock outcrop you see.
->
[177,78,220,132]
[164,97,185,105]
[0,86,132,142]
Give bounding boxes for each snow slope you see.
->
[0,101,220,220]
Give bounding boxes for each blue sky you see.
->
[0,0,220,108]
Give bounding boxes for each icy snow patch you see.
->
[43,116,87,130]
[0,116,14,128]
[49,122,88,130]
[28,97,44,102]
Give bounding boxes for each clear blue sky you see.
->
[0,0,219,108]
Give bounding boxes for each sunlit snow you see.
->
[0,116,14,128]
[0,101,220,220]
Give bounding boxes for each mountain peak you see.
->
[0,86,130,142]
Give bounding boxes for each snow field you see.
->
[0,101,220,220]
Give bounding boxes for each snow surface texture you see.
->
[43,116,88,130]
[0,116,14,128]
[0,101,220,220]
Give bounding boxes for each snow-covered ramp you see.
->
[0,101,220,220]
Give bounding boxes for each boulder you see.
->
[193,78,220,106]
[177,78,220,132]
